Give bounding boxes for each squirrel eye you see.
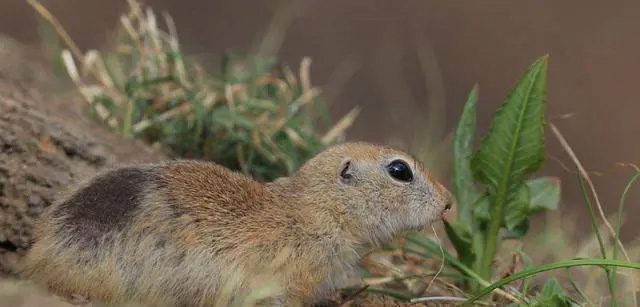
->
[387,160,413,182]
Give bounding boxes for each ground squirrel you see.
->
[21,142,452,306]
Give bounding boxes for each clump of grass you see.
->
[29,0,359,181]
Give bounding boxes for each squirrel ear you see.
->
[339,160,356,185]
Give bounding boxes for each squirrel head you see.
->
[285,142,452,245]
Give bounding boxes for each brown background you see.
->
[1,0,639,241]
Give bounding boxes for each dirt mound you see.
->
[0,35,166,273]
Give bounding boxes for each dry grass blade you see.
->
[256,0,307,58]
[322,107,361,145]
[424,224,445,293]
[300,57,312,94]
[549,123,631,261]
[26,0,82,60]
[30,0,124,102]
[550,122,637,307]
[132,103,191,133]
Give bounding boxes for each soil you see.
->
[0,35,166,274]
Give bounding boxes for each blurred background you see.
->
[1,0,639,241]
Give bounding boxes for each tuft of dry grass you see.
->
[29,0,359,181]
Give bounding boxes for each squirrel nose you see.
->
[433,181,454,216]
[441,186,453,208]
[440,189,454,217]
[444,201,452,211]
[441,200,453,218]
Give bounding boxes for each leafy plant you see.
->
[411,55,640,306]
[445,55,559,283]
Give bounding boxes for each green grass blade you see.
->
[464,259,640,305]
[577,172,608,260]
[566,268,595,306]
[610,169,640,303]
[514,248,535,295]
[577,171,617,305]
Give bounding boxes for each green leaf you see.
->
[443,221,475,266]
[472,194,490,222]
[453,85,481,224]
[503,219,530,239]
[471,55,548,278]
[527,176,561,213]
[471,55,548,195]
[505,183,530,230]
[503,177,559,239]
[530,278,576,307]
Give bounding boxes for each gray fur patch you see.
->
[57,167,157,246]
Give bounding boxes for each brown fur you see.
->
[21,142,452,306]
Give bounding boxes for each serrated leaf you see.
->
[471,55,548,196]
[470,55,548,252]
[470,56,548,280]
[505,183,530,230]
[527,176,561,213]
[453,85,481,225]
[443,221,475,266]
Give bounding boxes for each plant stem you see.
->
[470,225,485,292]
[479,195,505,280]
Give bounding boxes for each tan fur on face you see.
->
[21,142,452,306]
